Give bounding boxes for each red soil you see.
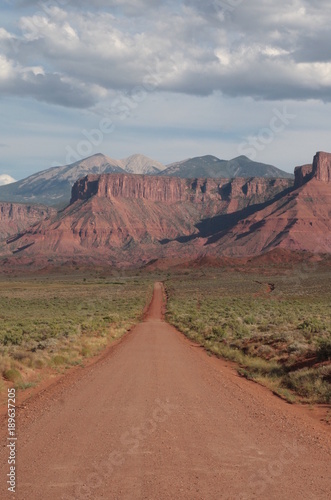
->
[0,283,330,499]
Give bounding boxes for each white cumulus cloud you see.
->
[0,174,17,186]
[1,1,331,107]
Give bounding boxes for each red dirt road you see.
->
[1,282,330,499]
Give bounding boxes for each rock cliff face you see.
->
[313,151,331,182]
[2,151,330,268]
[294,164,313,188]
[213,152,331,256]
[3,174,291,266]
[0,203,56,241]
[70,173,291,207]
[71,174,195,204]
[0,153,293,208]
[294,151,331,188]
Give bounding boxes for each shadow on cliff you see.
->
[159,185,294,246]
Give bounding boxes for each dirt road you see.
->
[1,282,330,499]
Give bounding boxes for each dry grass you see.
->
[0,272,154,394]
[165,266,331,404]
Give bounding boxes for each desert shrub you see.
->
[0,356,11,376]
[50,355,68,366]
[254,344,275,359]
[33,358,46,369]
[298,319,325,334]
[2,330,23,346]
[287,341,308,355]
[3,368,22,384]
[244,315,256,325]
[243,357,283,377]
[165,267,331,404]
[317,339,331,361]
[81,346,92,357]
[285,368,331,403]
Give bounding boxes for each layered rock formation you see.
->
[0,153,292,208]
[0,154,166,208]
[1,151,330,268]
[71,173,291,206]
[212,153,331,256]
[0,203,56,242]
[294,164,313,188]
[294,151,331,188]
[3,174,291,266]
[313,151,331,182]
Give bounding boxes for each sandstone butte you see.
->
[1,151,331,269]
[213,151,331,256]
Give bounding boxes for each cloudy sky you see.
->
[1,0,331,179]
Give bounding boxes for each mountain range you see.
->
[1,151,330,270]
[162,155,293,179]
[0,153,293,207]
[0,154,164,208]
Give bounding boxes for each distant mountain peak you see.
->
[121,154,166,174]
[0,152,293,207]
[234,155,251,161]
[161,155,293,180]
[1,151,331,269]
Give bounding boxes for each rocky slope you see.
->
[0,203,56,242]
[208,152,331,256]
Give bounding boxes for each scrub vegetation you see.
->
[165,267,331,404]
[0,272,153,396]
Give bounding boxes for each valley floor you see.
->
[0,282,330,499]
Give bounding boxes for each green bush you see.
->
[3,368,22,384]
[285,368,331,403]
[298,319,325,334]
[51,355,68,366]
[81,346,92,357]
[317,339,331,361]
